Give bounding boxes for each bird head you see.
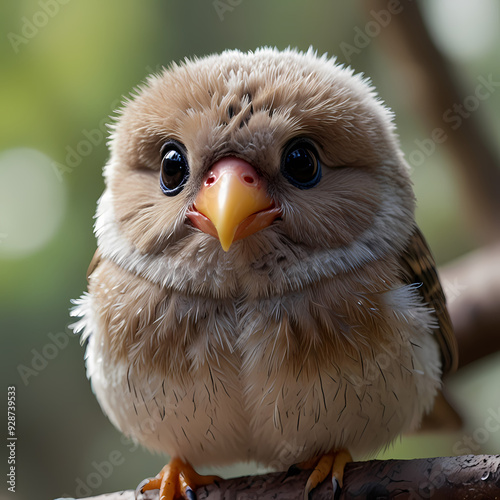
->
[97,48,415,294]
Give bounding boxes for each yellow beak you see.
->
[187,157,280,251]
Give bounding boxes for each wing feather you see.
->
[87,249,102,281]
[399,227,458,375]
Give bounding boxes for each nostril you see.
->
[242,174,256,185]
[205,175,216,186]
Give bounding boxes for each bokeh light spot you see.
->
[424,0,500,60]
[0,148,67,259]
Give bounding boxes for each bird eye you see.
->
[160,141,189,196]
[281,139,321,189]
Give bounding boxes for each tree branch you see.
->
[366,0,500,243]
[441,242,500,370]
[80,454,500,499]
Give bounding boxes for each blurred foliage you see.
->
[1,1,500,499]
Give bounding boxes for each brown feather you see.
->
[87,249,101,280]
[399,227,458,375]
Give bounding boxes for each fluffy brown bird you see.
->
[72,47,458,499]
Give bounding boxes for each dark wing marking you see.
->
[399,227,458,375]
[87,249,102,281]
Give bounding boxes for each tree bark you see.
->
[366,0,500,243]
[441,243,500,370]
[79,454,500,499]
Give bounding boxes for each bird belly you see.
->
[239,286,443,469]
[86,329,440,471]
[82,282,441,471]
[246,336,440,470]
[85,332,253,467]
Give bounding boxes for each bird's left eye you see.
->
[281,139,322,189]
[160,141,189,196]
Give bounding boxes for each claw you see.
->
[283,464,302,480]
[331,449,351,489]
[332,477,340,500]
[304,453,334,497]
[137,458,221,500]
[302,449,352,499]
[135,477,155,499]
[185,486,196,500]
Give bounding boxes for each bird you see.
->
[72,47,458,500]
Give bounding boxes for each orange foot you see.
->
[297,449,352,499]
[135,458,221,500]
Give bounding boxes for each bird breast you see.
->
[79,253,441,469]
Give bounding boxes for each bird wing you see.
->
[87,249,102,281]
[399,227,459,376]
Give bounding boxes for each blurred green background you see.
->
[1,1,500,499]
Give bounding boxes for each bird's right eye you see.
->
[281,138,322,189]
[160,141,189,196]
